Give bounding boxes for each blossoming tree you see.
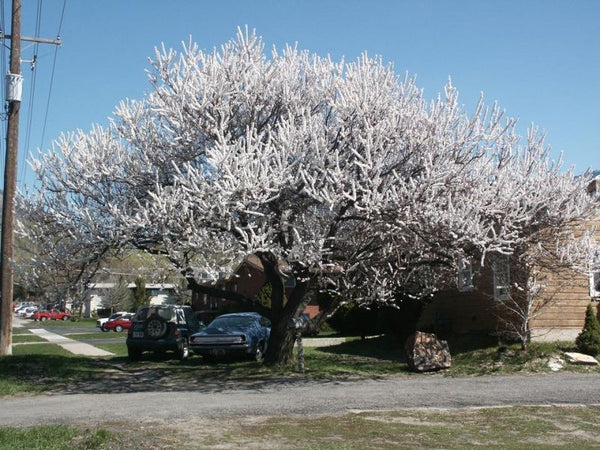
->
[16,29,597,363]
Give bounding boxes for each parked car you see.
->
[33,309,72,322]
[97,312,128,332]
[126,305,204,361]
[189,312,271,361]
[103,313,134,332]
[14,301,36,312]
[19,307,39,319]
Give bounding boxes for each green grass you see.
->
[0,333,598,397]
[23,318,97,328]
[0,425,115,450]
[12,335,46,344]
[63,332,126,340]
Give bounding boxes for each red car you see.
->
[104,314,134,332]
[33,309,72,322]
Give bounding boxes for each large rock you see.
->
[564,352,599,366]
[405,331,452,372]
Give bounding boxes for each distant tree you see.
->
[103,276,132,313]
[131,278,151,312]
[576,304,600,356]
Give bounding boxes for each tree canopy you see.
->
[18,28,598,364]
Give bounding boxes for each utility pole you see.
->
[0,0,61,355]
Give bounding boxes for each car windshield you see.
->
[108,313,122,320]
[206,316,256,331]
[133,306,175,322]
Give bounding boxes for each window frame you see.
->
[589,270,600,299]
[492,255,510,301]
[457,258,474,292]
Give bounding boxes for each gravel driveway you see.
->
[1,373,598,427]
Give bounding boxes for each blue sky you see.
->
[4,0,599,187]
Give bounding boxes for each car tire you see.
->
[40,316,47,322]
[253,342,265,362]
[128,346,141,361]
[177,339,190,361]
[115,325,123,332]
[62,316,70,321]
[101,325,108,332]
[144,318,167,339]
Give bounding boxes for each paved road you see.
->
[1,373,598,427]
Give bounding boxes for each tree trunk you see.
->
[258,252,311,366]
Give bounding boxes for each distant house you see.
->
[418,178,600,342]
[78,282,177,317]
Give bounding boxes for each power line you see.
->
[40,0,66,153]
[20,0,42,185]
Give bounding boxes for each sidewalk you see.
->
[27,328,114,357]
[13,315,114,357]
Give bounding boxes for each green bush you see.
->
[575,304,600,356]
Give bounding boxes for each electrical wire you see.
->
[40,0,66,153]
[20,0,43,186]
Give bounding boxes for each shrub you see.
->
[575,304,600,356]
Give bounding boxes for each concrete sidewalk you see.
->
[27,328,114,357]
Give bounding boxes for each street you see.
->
[0,372,598,427]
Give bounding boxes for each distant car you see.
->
[189,312,271,361]
[13,302,35,313]
[97,312,128,332]
[103,313,134,332]
[34,309,71,322]
[14,302,36,314]
[19,307,39,319]
[126,305,204,361]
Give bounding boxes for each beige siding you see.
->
[529,214,600,336]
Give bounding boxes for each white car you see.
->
[96,312,128,332]
[19,307,39,319]
[14,303,36,315]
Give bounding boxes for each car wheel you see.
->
[177,339,190,361]
[62,316,70,321]
[127,346,141,361]
[101,325,108,332]
[253,342,265,362]
[144,318,167,339]
[40,316,47,322]
[115,325,123,332]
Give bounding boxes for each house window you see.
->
[457,258,473,292]
[492,255,510,301]
[589,271,600,299]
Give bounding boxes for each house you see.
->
[192,255,321,318]
[418,178,600,342]
[77,282,177,317]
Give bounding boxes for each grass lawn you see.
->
[1,406,598,449]
[62,332,126,340]
[0,425,114,450]
[22,318,97,329]
[12,334,46,344]
[0,333,598,397]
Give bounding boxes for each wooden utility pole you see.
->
[0,0,22,356]
[0,0,61,355]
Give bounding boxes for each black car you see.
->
[189,312,271,361]
[126,305,204,361]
